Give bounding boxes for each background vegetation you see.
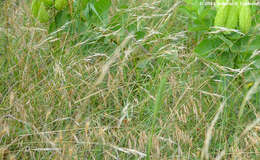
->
[0,0,259,159]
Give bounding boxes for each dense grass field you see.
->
[0,0,259,159]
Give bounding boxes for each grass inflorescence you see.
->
[0,0,259,159]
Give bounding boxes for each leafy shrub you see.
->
[31,0,112,33]
[181,0,259,105]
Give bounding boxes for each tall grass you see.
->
[0,0,259,159]
[146,73,168,160]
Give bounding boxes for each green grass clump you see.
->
[0,0,259,159]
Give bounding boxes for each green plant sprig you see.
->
[31,0,112,33]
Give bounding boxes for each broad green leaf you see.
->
[89,3,103,22]
[217,51,236,67]
[94,0,111,14]
[194,37,223,57]
[248,35,260,51]
[239,35,260,53]
[228,32,243,40]
[217,34,233,48]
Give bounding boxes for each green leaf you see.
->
[55,9,71,28]
[216,51,236,67]
[248,35,260,51]
[228,32,243,40]
[81,0,111,25]
[48,22,56,33]
[89,3,103,22]
[240,35,260,53]
[217,34,233,48]
[194,37,223,57]
[43,0,54,6]
[94,0,111,15]
[92,0,111,24]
